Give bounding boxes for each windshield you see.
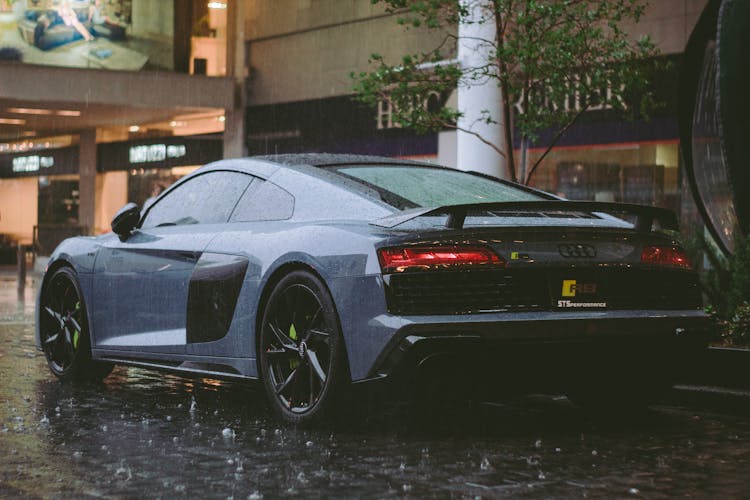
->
[332,165,544,209]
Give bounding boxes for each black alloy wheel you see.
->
[39,267,112,382]
[259,271,348,424]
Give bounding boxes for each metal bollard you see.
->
[17,243,26,301]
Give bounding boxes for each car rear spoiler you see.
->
[369,201,679,232]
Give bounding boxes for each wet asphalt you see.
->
[2,273,750,498]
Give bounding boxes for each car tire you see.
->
[39,267,113,383]
[258,270,349,424]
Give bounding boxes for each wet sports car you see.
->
[36,154,710,423]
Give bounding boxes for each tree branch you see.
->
[442,122,507,159]
[524,105,588,185]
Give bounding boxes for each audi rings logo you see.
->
[558,243,597,258]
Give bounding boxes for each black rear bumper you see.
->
[363,310,712,396]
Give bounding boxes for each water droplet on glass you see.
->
[247,491,263,499]
[72,451,82,459]
[591,450,598,457]
[305,440,314,448]
[222,428,235,439]
[402,484,412,493]
[480,457,492,471]
[534,439,542,448]
[629,487,640,495]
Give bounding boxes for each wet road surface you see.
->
[2,274,750,498]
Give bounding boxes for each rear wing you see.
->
[369,201,679,232]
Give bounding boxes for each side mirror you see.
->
[111,203,140,239]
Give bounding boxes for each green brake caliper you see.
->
[72,302,81,349]
[288,324,299,370]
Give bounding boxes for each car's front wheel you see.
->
[258,270,349,424]
[39,267,113,382]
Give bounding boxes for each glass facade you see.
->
[525,142,681,216]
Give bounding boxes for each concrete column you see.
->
[456,0,508,179]
[78,128,97,235]
[224,0,247,159]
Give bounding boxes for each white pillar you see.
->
[78,128,97,235]
[456,0,508,179]
[224,0,247,159]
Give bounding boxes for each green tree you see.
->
[352,0,659,183]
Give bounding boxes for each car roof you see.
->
[179,154,553,223]
[251,153,435,168]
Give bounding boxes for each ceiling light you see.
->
[7,107,81,117]
[7,107,52,115]
[0,118,26,125]
[208,1,227,9]
[129,125,140,132]
[217,115,226,122]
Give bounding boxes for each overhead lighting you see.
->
[208,1,227,8]
[0,118,26,125]
[217,115,226,122]
[169,120,186,127]
[6,107,81,117]
[128,125,140,133]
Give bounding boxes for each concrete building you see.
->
[244,0,709,221]
[0,0,710,259]
[0,0,245,257]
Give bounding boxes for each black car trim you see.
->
[370,201,679,232]
[186,253,249,344]
[364,310,712,380]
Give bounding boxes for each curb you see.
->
[667,384,750,413]
[678,346,750,390]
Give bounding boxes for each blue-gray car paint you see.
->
[35,156,711,383]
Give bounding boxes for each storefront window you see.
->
[37,175,79,226]
[525,142,681,215]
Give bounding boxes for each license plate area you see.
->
[549,271,609,310]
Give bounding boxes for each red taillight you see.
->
[641,246,692,269]
[378,246,504,273]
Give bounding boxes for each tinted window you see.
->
[334,165,542,209]
[230,180,294,222]
[141,171,252,228]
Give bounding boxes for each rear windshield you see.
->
[332,165,544,209]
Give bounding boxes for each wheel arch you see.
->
[36,259,77,350]
[254,261,350,378]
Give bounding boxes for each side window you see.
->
[141,171,252,229]
[230,180,294,222]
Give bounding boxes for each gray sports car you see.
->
[36,154,710,423]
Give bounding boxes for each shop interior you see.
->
[0,0,227,73]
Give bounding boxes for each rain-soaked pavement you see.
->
[2,271,750,498]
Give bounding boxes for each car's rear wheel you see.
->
[39,267,113,382]
[259,270,349,424]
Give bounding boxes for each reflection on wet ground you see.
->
[2,274,750,498]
